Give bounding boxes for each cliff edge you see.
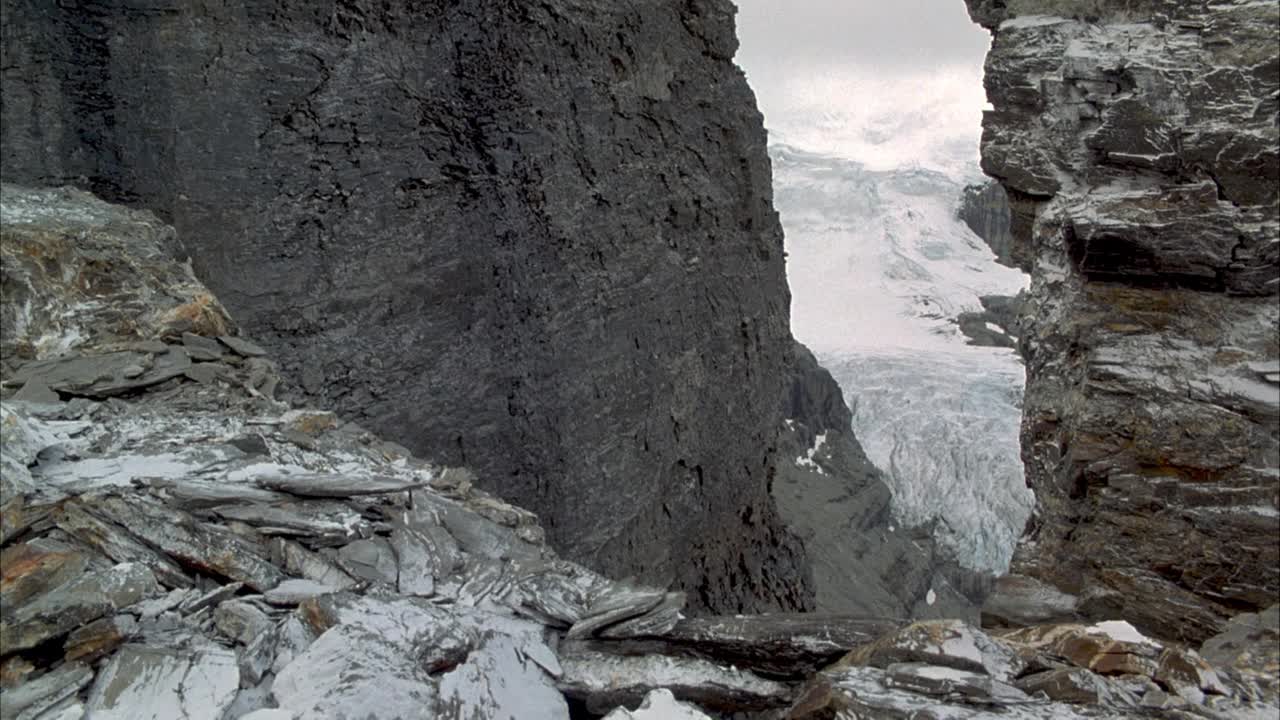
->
[967,0,1280,643]
[0,0,810,612]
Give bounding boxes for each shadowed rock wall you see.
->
[0,0,812,612]
[967,0,1279,642]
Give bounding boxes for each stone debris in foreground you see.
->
[1,184,1278,718]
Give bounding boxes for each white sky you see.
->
[733,0,992,174]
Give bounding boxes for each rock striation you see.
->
[2,182,1277,720]
[0,0,809,613]
[966,0,1280,643]
[959,180,1019,269]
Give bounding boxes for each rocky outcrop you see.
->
[959,180,1019,269]
[966,0,1280,643]
[0,0,810,612]
[772,342,992,620]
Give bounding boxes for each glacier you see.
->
[768,142,1033,572]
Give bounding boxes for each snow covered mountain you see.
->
[769,142,1033,572]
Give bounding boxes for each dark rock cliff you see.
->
[958,180,1019,269]
[967,0,1280,643]
[0,0,812,612]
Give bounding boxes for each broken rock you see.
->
[85,645,239,720]
[1,562,157,654]
[557,647,791,714]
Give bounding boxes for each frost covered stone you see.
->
[84,645,239,720]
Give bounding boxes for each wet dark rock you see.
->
[0,0,811,614]
[3,43,1278,720]
[982,574,1080,629]
[957,295,1023,349]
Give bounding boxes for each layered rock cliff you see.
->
[959,180,1018,269]
[0,0,810,612]
[967,0,1280,643]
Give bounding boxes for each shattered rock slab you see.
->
[1,562,158,655]
[0,184,233,362]
[84,645,239,720]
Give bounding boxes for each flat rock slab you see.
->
[389,525,437,597]
[94,495,284,592]
[7,349,193,399]
[567,584,667,639]
[437,634,569,720]
[217,335,268,357]
[658,613,897,677]
[789,665,1117,720]
[843,619,1024,682]
[0,544,90,614]
[182,332,226,361]
[558,648,791,714]
[256,473,424,498]
[336,537,398,585]
[264,579,340,606]
[85,644,239,720]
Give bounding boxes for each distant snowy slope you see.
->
[769,143,1033,572]
[771,144,1025,354]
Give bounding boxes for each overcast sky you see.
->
[735,0,988,70]
[732,0,992,174]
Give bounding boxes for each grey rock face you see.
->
[966,0,1280,643]
[959,181,1019,269]
[0,0,809,613]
